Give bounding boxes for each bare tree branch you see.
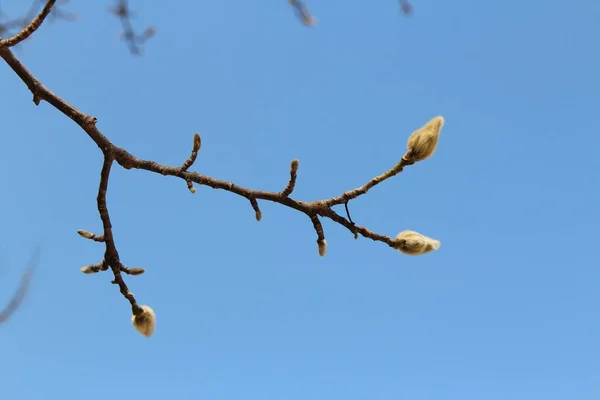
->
[0,40,416,310]
[0,0,439,336]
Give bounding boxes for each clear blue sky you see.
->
[1,1,599,399]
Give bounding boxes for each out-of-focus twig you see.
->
[0,0,75,46]
[0,247,40,325]
[108,0,155,55]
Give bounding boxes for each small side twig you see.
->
[249,197,262,221]
[310,215,327,256]
[0,0,56,47]
[281,159,299,198]
[180,132,201,193]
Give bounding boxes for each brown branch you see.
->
[0,29,435,324]
[325,157,415,207]
[97,155,141,313]
[0,0,56,47]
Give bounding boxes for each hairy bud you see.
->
[255,210,262,221]
[317,239,327,257]
[394,230,440,256]
[132,305,156,338]
[129,268,145,276]
[193,132,202,152]
[77,230,94,239]
[405,116,444,162]
[80,265,99,274]
[290,159,299,173]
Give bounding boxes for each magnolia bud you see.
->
[193,132,202,152]
[290,159,299,173]
[317,239,327,257]
[255,210,262,221]
[129,268,145,275]
[80,265,99,274]
[406,116,444,162]
[77,230,94,239]
[394,230,440,256]
[132,305,156,338]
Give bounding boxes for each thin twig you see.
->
[0,0,56,47]
[0,247,40,325]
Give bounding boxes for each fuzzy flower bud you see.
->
[129,268,145,276]
[290,159,299,173]
[394,230,440,256]
[405,116,444,162]
[193,132,202,152]
[255,210,262,221]
[132,305,156,338]
[77,230,94,239]
[80,265,100,274]
[317,239,327,257]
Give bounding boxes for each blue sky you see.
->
[1,0,599,399]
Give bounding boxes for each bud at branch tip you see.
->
[394,230,440,256]
[317,239,327,257]
[132,305,156,338]
[77,229,94,239]
[291,159,299,172]
[405,116,445,162]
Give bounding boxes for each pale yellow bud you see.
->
[406,116,444,162]
[80,265,99,274]
[132,305,156,338]
[317,239,327,257]
[193,132,202,152]
[129,268,145,275]
[394,230,440,256]
[77,230,94,239]
[291,159,299,172]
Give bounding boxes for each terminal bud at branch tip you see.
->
[255,210,262,221]
[77,229,94,239]
[317,239,327,257]
[132,305,156,338]
[80,265,99,274]
[129,268,145,275]
[193,133,201,151]
[405,116,445,162]
[393,230,440,256]
[290,159,299,172]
